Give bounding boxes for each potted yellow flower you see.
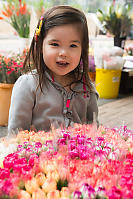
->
[0,0,31,38]
[97,3,133,47]
[0,49,27,126]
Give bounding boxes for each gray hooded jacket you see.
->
[8,71,99,133]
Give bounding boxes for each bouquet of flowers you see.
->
[0,0,31,38]
[0,49,28,84]
[97,3,132,39]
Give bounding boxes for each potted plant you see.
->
[97,3,133,47]
[0,49,27,126]
[0,0,31,38]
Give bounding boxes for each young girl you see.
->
[8,5,99,133]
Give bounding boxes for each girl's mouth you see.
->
[56,61,69,67]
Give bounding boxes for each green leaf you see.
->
[57,178,68,191]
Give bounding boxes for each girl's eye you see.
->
[70,44,77,48]
[51,43,59,46]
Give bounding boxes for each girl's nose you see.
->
[59,48,67,57]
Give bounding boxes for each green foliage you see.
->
[57,178,68,191]
[0,0,31,38]
[33,0,52,19]
[32,0,82,19]
[97,3,133,37]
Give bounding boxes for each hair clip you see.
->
[35,16,44,41]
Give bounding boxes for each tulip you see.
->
[32,188,46,199]
[47,190,60,199]
[18,190,31,199]
[25,177,39,194]
[0,168,10,179]
[46,169,60,182]
[39,158,57,174]
[42,178,57,193]
[28,153,39,167]
[60,187,70,198]
[63,132,70,140]
[44,161,57,174]
[35,172,46,186]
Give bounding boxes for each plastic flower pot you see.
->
[96,68,121,99]
[0,83,14,126]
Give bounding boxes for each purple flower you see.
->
[69,141,76,151]
[58,138,66,145]
[79,152,88,160]
[73,190,82,199]
[77,137,85,145]
[35,142,42,148]
[96,187,106,198]
[63,132,71,140]
[46,140,53,146]
[17,144,23,150]
[69,149,79,159]
[88,55,95,72]
[97,137,105,142]
[80,183,95,198]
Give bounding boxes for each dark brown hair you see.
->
[23,5,93,91]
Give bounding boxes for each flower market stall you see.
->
[0,123,133,199]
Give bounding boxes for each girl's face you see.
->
[42,24,82,80]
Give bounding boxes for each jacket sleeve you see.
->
[87,91,99,127]
[8,74,36,133]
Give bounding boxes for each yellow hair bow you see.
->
[35,16,44,40]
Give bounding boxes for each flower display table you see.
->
[0,124,133,199]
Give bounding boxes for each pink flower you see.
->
[28,153,39,167]
[21,164,34,180]
[72,190,82,199]
[107,186,122,199]
[3,153,19,169]
[13,157,27,173]
[0,179,4,196]
[2,178,13,196]
[35,142,42,148]
[6,67,15,75]
[69,149,79,159]
[0,168,10,179]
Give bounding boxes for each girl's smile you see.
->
[42,24,82,85]
[56,61,69,67]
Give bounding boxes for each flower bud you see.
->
[32,188,46,199]
[46,170,60,181]
[60,187,70,198]
[42,178,57,193]
[18,190,31,199]
[25,177,39,194]
[35,172,46,186]
[47,190,60,199]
